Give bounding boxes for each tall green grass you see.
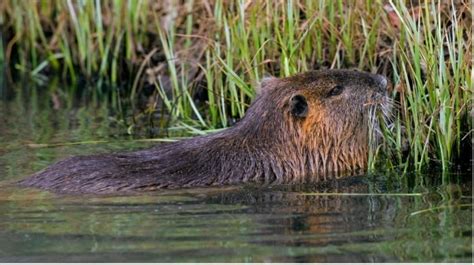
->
[370,0,472,172]
[0,0,471,171]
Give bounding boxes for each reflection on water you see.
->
[0,81,472,262]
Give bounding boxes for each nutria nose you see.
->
[373,74,388,91]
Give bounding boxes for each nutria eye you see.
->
[290,94,308,118]
[328,85,344,97]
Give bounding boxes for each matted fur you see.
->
[20,70,390,194]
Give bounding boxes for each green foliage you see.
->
[0,0,471,171]
[370,1,472,172]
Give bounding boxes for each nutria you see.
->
[19,70,390,194]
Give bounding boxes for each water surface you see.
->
[0,81,471,262]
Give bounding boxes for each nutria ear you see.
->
[255,76,278,95]
[290,94,308,118]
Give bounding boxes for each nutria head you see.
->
[235,70,390,181]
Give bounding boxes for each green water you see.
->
[0,81,472,262]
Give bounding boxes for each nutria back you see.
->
[20,70,390,194]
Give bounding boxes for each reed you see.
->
[0,0,471,171]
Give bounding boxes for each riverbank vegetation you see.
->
[0,0,471,172]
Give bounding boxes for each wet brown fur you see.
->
[19,70,388,194]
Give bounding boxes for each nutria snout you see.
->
[20,70,391,194]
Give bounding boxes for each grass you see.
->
[0,0,471,172]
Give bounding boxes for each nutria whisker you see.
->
[367,94,394,150]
